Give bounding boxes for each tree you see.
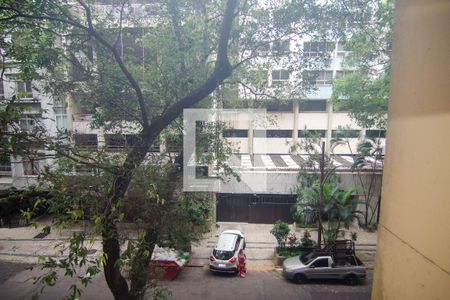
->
[0,1,332,299]
[1,1,238,299]
[331,126,384,228]
[330,0,395,129]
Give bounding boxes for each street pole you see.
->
[317,141,325,249]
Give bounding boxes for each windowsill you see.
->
[16,97,36,101]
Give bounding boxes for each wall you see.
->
[371,1,450,299]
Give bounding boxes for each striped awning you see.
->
[229,154,383,172]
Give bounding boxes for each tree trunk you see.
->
[99,1,239,298]
[129,229,158,299]
[103,223,131,300]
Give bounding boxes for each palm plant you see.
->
[295,180,361,246]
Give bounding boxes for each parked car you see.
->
[282,254,366,285]
[209,230,245,273]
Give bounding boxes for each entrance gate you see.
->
[216,194,295,224]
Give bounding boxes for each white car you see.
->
[209,230,246,273]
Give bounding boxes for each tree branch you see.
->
[76,0,150,130]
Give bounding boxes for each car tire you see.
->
[293,273,307,284]
[344,274,358,285]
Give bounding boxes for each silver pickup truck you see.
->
[282,254,366,285]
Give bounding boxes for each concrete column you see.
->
[160,135,166,154]
[248,119,254,154]
[325,99,333,153]
[292,99,299,148]
[359,128,366,141]
[372,1,450,299]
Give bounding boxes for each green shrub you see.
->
[300,230,314,248]
[277,247,303,257]
[270,220,290,247]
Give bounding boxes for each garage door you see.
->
[217,194,296,224]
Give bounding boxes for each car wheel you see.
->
[344,274,358,285]
[293,273,307,284]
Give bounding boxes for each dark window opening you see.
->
[254,129,292,138]
[195,166,209,178]
[166,135,182,152]
[0,79,4,100]
[272,70,290,85]
[223,130,248,138]
[335,70,355,78]
[366,130,386,138]
[332,130,360,138]
[298,130,326,138]
[0,154,12,176]
[300,100,327,112]
[273,40,290,55]
[264,100,293,112]
[74,134,98,148]
[303,41,335,57]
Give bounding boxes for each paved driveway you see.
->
[189,222,281,267]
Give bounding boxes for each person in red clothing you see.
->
[238,249,247,278]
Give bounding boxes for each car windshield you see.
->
[213,249,234,260]
[300,252,316,265]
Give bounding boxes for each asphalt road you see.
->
[0,261,371,300]
[164,266,372,300]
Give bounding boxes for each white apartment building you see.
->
[0,74,63,192]
[0,2,385,224]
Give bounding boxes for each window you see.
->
[303,71,333,85]
[195,166,209,178]
[315,71,333,85]
[332,129,360,138]
[23,156,41,176]
[75,164,98,176]
[272,40,290,55]
[335,70,355,78]
[166,135,182,152]
[54,107,68,132]
[16,80,33,98]
[311,258,329,268]
[105,134,126,149]
[336,42,349,57]
[19,116,36,132]
[271,70,290,86]
[298,130,326,138]
[0,79,4,100]
[0,154,12,176]
[74,134,98,148]
[366,130,386,138]
[256,43,270,55]
[265,100,293,112]
[300,100,327,112]
[105,134,140,150]
[53,97,69,131]
[254,129,292,138]
[303,41,335,57]
[223,130,248,138]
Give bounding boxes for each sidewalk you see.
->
[188,222,378,270]
[0,218,378,270]
[0,216,102,264]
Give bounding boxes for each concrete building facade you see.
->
[371,0,450,299]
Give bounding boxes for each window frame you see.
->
[271,69,290,86]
